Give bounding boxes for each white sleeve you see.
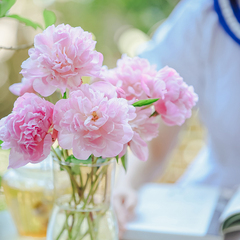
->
[138,0,210,87]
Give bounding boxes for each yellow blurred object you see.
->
[2,182,53,237]
[82,76,91,84]
[0,149,9,176]
[158,110,206,183]
[2,157,54,238]
[116,26,150,57]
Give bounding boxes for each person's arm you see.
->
[114,0,207,236]
[120,120,182,190]
[114,119,182,235]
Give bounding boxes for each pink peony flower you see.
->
[154,66,198,126]
[21,24,103,97]
[101,55,162,103]
[91,80,127,99]
[91,67,127,98]
[9,78,36,96]
[119,108,159,161]
[0,93,56,168]
[141,71,166,99]
[53,84,135,159]
[91,81,118,99]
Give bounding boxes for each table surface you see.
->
[225,232,240,240]
[1,186,239,240]
[0,210,240,240]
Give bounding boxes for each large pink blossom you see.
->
[9,78,36,96]
[0,93,56,168]
[21,24,103,97]
[154,66,198,126]
[101,55,163,103]
[119,108,159,161]
[91,81,118,99]
[53,84,135,159]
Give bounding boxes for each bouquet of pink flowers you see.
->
[0,24,197,168]
[0,24,198,239]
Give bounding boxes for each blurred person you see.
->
[114,0,240,234]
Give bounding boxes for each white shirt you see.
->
[139,0,240,188]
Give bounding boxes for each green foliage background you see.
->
[55,0,179,66]
[0,0,179,119]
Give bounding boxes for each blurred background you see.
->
[0,0,206,190]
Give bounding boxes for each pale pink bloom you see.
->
[102,55,160,103]
[119,108,159,161]
[91,80,127,99]
[116,87,126,98]
[141,72,166,99]
[91,67,127,98]
[154,66,198,126]
[0,93,55,168]
[53,84,135,160]
[91,81,118,99]
[90,65,109,83]
[9,78,36,96]
[21,24,103,97]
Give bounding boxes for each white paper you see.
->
[125,183,220,238]
[219,188,240,233]
[220,188,240,223]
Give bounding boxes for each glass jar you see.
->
[47,158,118,240]
[2,155,54,238]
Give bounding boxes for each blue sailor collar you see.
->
[214,0,240,45]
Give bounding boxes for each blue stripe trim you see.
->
[230,0,240,22]
[214,0,240,45]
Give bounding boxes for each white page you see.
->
[126,183,220,237]
[220,188,240,222]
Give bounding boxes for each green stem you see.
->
[79,229,90,240]
[61,165,79,205]
[79,170,83,191]
[72,213,86,240]
[82,165,108,208]
[55,159,111,240]
[87,213,94,240]
[56,223,65,240]
[64,212,71,239]
[63,149,68,160]
[51,147,62,161]
[104,170,108,202]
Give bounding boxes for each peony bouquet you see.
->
[0,24,198,239]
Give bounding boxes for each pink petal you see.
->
[129,133,148,161]
[8,149,29,169]
[33,78,57,97]
[72,138,92,160]
[58,132,73,149]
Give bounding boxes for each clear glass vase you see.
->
[2,155,54,238]
[47,158,118,240]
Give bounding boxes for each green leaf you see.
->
[7,14,43,30]
[149,110,159,118]
[65,155,92,164]
[132,98,159,107]
[116,155,119,163]
[0,140,3,149]
[121,155,127,172]
[63,92,67,99]
[96,157,107,164]
[65,155,110,168]
[71,165,80,175]
[43,9,56,29]
[0,0,16,18]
